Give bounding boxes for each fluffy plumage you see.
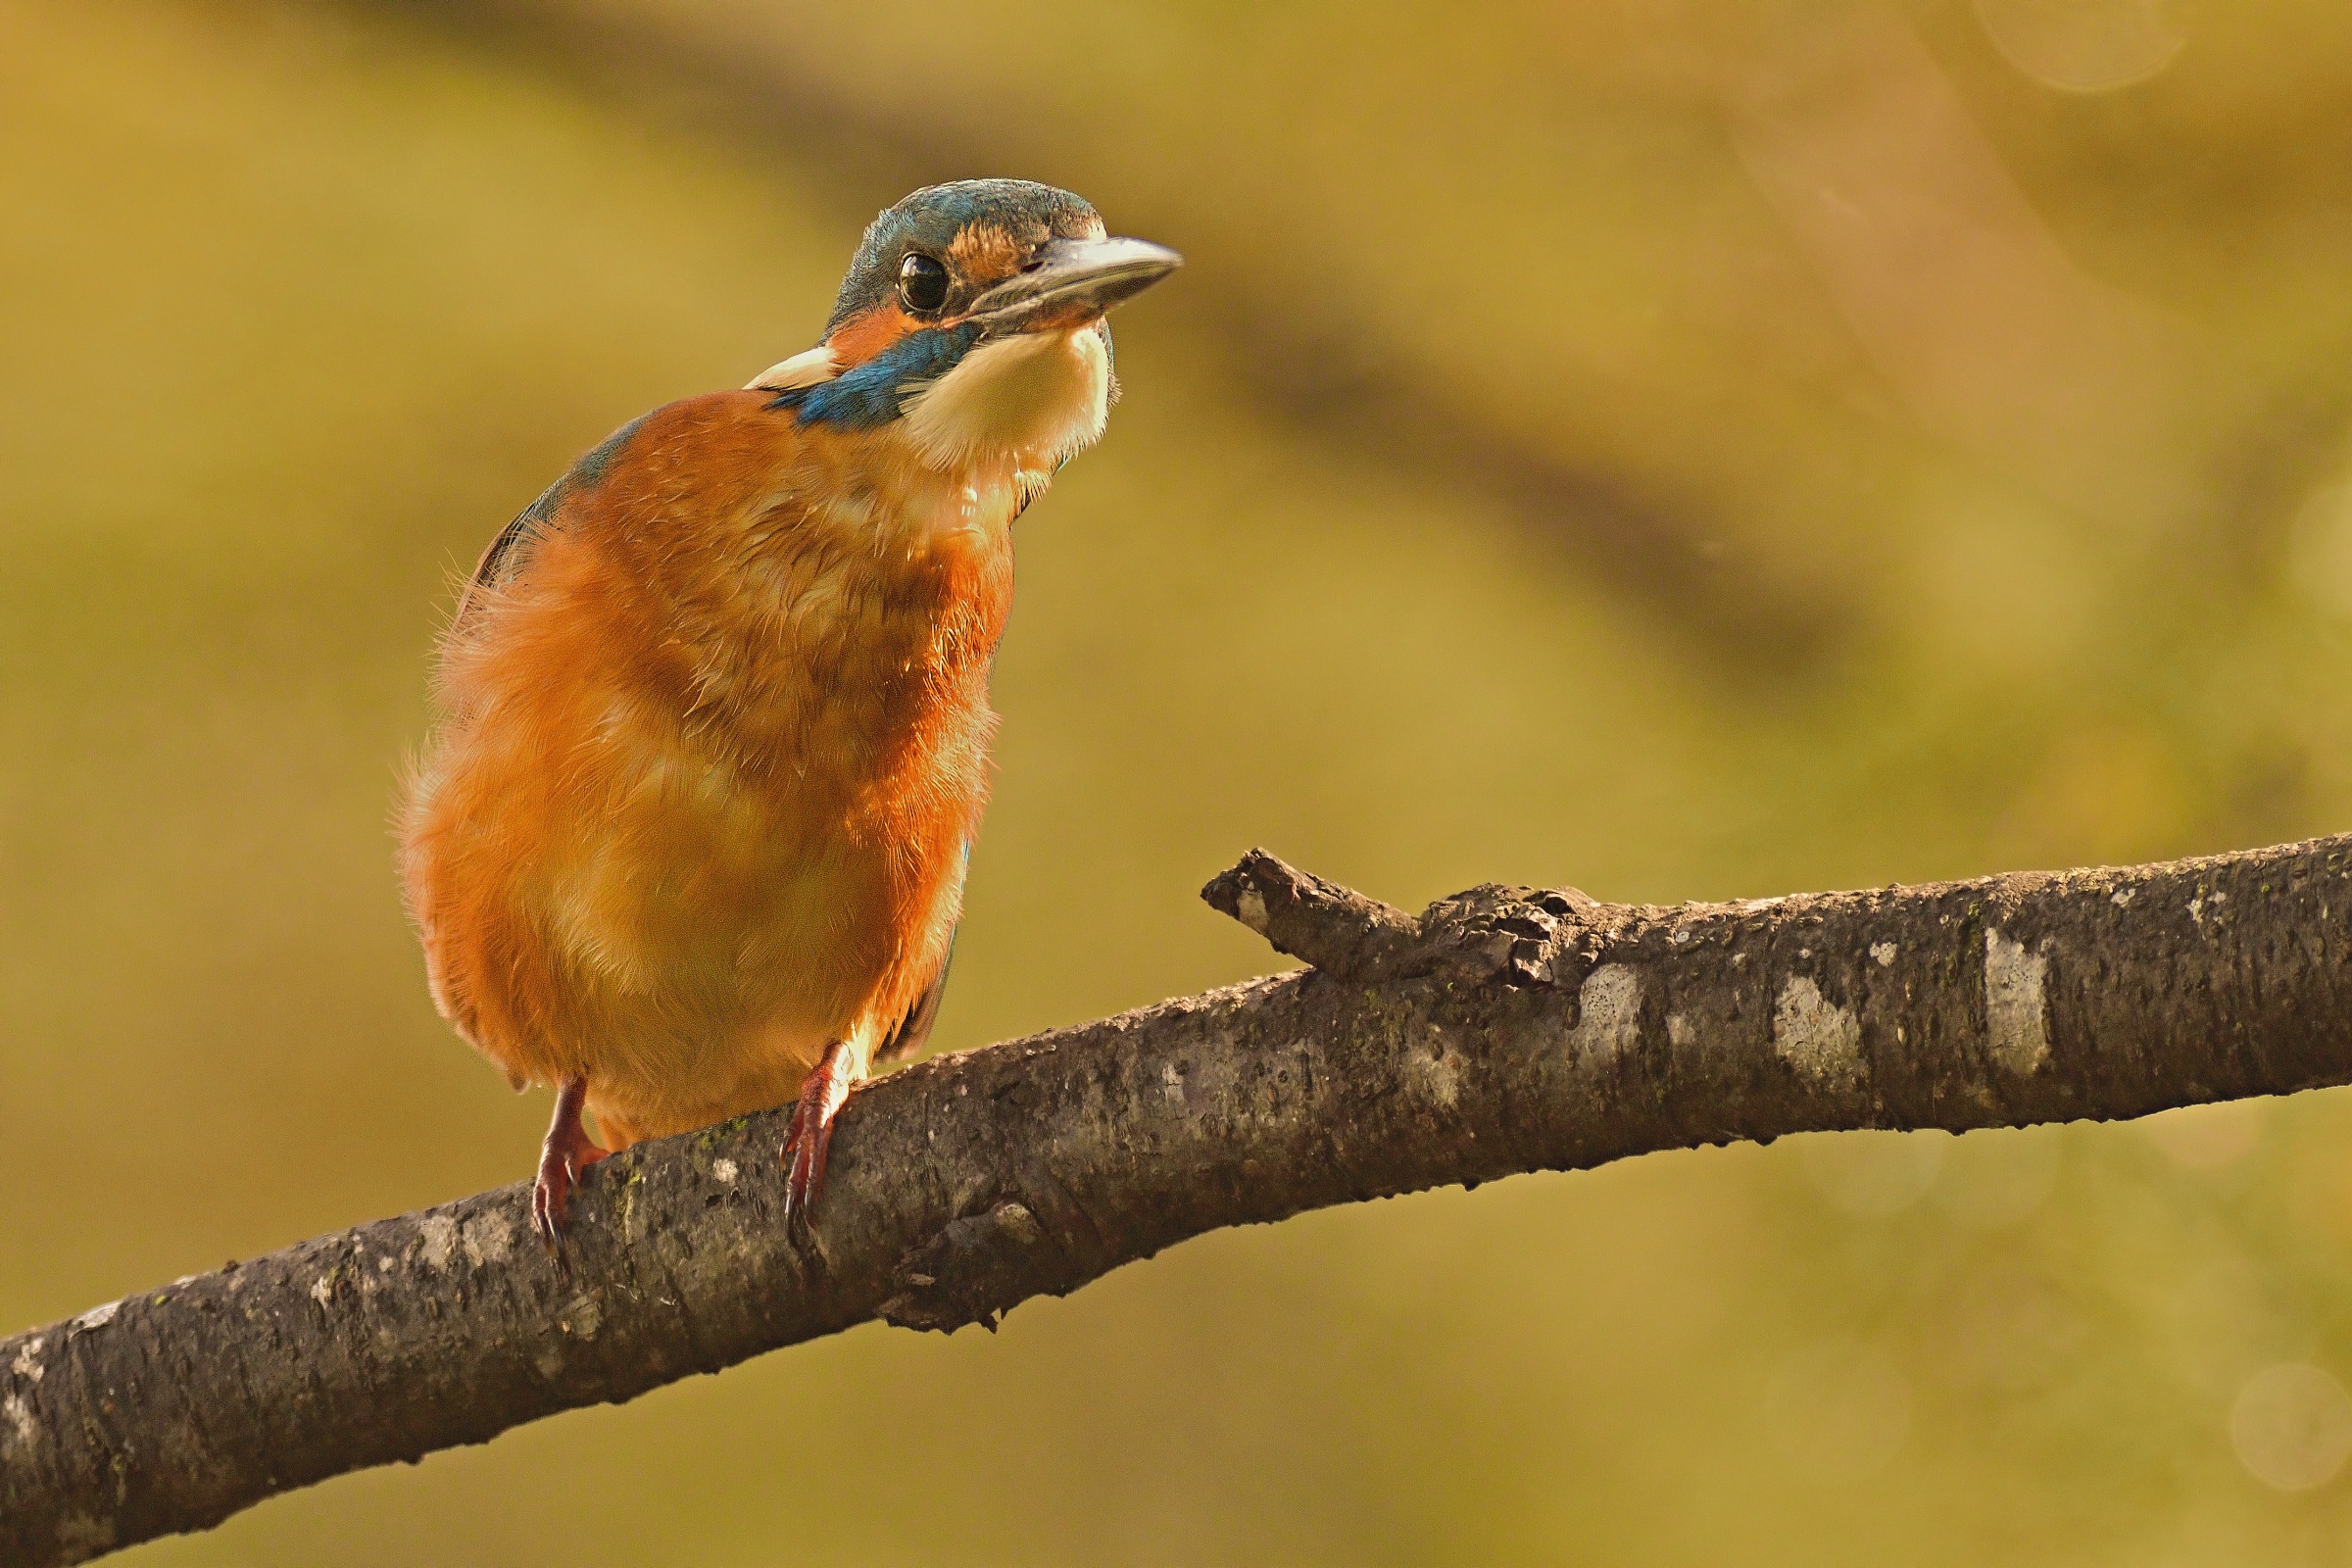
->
[403,392,1006,1147]
[398,179,1176,1239]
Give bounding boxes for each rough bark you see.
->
[9,837,2352,1564]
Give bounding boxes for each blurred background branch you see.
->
[364,0,2352,665]
[10,834,2352,1566]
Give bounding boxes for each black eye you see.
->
[898,253,949,314]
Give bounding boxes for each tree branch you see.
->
[10,836,2352,1563]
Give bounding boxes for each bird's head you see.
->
[752,179,1180,471]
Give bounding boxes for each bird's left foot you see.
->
[532,1075,609,1251]
[780,1041,857,1239]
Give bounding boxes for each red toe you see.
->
[779,1042,857,1234]
[531,1075,606,1251]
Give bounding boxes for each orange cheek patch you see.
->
[827,303,920,368]
[948,224,1028,284]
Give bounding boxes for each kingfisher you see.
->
[398,180,1179,1246]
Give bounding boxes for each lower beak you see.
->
[967,236,1183,334]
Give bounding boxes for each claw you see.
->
[531,1075,608,1253]
[779,1041,856,1241]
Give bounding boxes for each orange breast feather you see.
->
[400,391,1015,1148]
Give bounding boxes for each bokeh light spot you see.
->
[1974,0,2189,92]
[2230,1364,2352,1492]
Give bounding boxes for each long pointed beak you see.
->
[967,236,1183,334]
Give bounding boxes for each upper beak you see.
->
[967,236,1183,334]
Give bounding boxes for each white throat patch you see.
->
[898,326,1111,471]
[744,345,840,392]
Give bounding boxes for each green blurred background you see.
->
[8,0,2352,1560]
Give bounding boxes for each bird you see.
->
[397,179,1179,1247]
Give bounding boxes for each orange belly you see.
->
[400,393,1018,1148]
